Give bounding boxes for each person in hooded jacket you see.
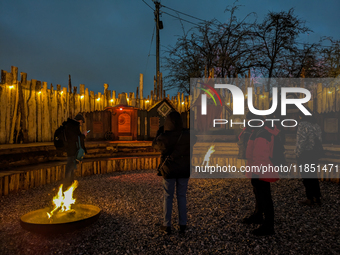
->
[152,111,196,234]
[295,115,322,206]
[63,113,88,191]
[242,113,283,236]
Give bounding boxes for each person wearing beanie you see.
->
[62,113,88,190]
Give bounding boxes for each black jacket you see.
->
[64,118,87,157]
[152,113,196,179]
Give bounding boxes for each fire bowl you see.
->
[20,204,101,234]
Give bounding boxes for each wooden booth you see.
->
[147,98,177,139]
[105,105,138,141]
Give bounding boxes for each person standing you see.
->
[295,116,322,206]
[242,116,282,236]
[63,113,88,190]
[152,111,196,235]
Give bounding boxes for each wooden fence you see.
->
[192,78,340,115]
[0,156,161,196]
[0,66,190,144]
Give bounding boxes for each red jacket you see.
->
[245,126,280,182]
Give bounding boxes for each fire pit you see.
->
[20,181,101,234]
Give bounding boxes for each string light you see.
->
[80,95,84,99]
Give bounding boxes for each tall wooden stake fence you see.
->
[0,66,190,144]
[192,78,340,118]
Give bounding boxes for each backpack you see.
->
[54,122,68,150]
[75,136,85,162]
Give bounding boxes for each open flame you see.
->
[47,180,78,219]
[202,145,215,166]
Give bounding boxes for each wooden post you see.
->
[177,92,181,112]
[139,73,143,100]
[85,88,90,112]
[27,80,37,142]
[80,84,85,113]
[160,72,163,99]
[104,83,109,108]
[36,81,42,142]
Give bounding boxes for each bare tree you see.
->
[321,38,340,78]
[253,8,312,89]
[163,4,256,93]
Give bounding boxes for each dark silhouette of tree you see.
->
[163,4,256,93]
[253,8,312,89]
[321,38,340,78]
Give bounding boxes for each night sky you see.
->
[1,0,339,97]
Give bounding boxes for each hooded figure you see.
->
[152,111,196,235]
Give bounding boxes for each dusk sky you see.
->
[1,0,339,97]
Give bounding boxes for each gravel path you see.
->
[0,170,339,255]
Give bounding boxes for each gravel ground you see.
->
[0,170,340,255]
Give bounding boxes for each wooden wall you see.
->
[0,66,189,144]
[0,156,161,196]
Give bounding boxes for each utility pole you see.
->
[154,1,162,100]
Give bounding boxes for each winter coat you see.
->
[295,120,322,158]
[152,112,196,179]
[64,118,87,157]
[245,126,281,182]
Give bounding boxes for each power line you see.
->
[145,25,156,74]
[142,0,154,11]
[160,4,207,23]
[161,11,200,26]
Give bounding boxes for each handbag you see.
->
[156,132,183,176]
[75,136,85,162]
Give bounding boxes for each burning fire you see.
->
[202,145,215,166]
[47,180,78,219]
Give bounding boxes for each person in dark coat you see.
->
[242,114,282,236]
[152,111,196,234]
[295,115,322,206]
[63,113,88,190]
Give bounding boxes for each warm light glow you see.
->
[96,98,100,101]
[260,95,264,99]
[80,95,84,99]
[61,91,64,95]
[38,91,42,94]
[181,102,184,105]
[110,99,113,102]
[146,100,150,103]
[245,94,248,98]
[120,108,123,110]
[47,180,78,219]
[8,85,14,89]
[227,102,230,106]
[202,145,215,166]
[328,91,333,94]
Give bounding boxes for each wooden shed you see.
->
[147,98,177,139]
